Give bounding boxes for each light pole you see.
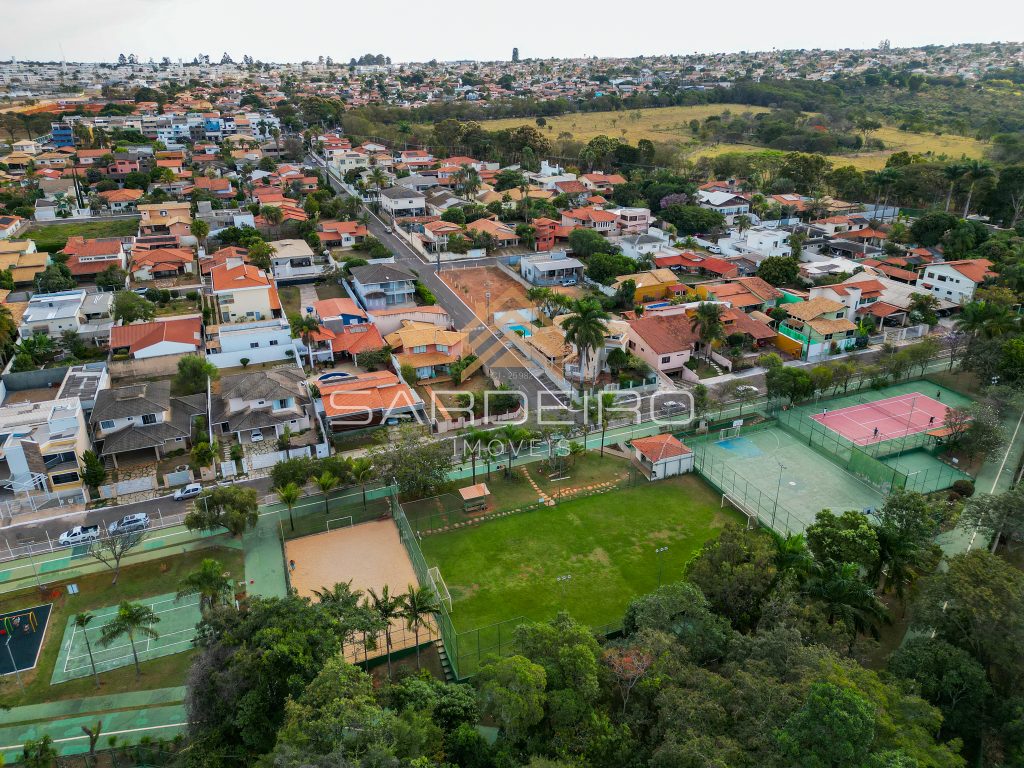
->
[655,546,668,586]
[772,461,786,530]
[5,634,24,692]
[556,574,572,600]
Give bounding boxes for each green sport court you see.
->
[691,425,884,534]
[51,593,201,685]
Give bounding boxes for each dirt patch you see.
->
[441,267,532,323]
[588,547,611,566]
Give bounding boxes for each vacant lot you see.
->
[480,105,988,171]
[420,473,741,634]
[441,266,532,321]
[25,218,139,254]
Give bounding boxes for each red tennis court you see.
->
[810,391,951,446]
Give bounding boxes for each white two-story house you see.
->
[916,259,994,305]
[349,263,417,310]
[379,187,427,218]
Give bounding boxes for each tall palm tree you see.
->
[690,302,725,364]
[314,580,364,645]
[453,164,482,199]
[99,601,160,679]
[804,561,889,655]
[596,391,617,457]
[870,527,927,605]
[942,161,966,212]
[366,585,403,678]
[560,299,610,394]
[954,301,990,337]
[177,558,232,613]
[277,482,301,532]
[261,204,284,237]
[74,612,100,688]
[465,428,493,483]
[955,301,1018,339]
[960,160,995,218]
[367,167,388,209]
[401,583,440,670]
[349,457,374,511]
[291,313,322,370]
[497,424,534,479]
[315,471,339,517]
[770,532,813,586]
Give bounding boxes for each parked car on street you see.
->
[173,483,203,501]
[108,513,151,536]
[58,525,100,546]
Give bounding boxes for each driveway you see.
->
[298,284,318,311]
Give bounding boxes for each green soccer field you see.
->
[419,475,742,635]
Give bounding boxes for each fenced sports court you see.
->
[689,422,884,535]
[51,593,201,684]
[284,518,439,665]
[777,382,974,495]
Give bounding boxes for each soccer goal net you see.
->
[326,516,354,532]
[718,426,741,442]
[428,566,453,613]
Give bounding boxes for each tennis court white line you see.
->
[63,627,197,671]
[62,636,198,674]
[0,722,188,751]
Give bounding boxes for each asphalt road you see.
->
[1,476,275,551]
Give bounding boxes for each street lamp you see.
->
[556,574,572,599]
[4,634,24,692]
[771,461,787,530]
[655,546,668,586]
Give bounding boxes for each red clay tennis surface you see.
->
[810,391,951,445]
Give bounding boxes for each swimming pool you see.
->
[646,302,670,309]
[318,371,356,385]
[508,324,533,337]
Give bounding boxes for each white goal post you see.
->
[326,516,354,531]
[428,566,453,613]
[718,426,741,442]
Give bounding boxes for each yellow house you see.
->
[211,260,283,323]
[138,202,193,238]
[0,398,92,497]
[0,240,49,285]
[612,269,683,303]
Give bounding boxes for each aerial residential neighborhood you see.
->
[0,8,1022,768]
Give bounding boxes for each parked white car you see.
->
[58,525,101,546]
[250,429,265,443]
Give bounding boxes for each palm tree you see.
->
[942,162,966,212]
[366,585,403,678]
[453,164,482,199]
[291,313,322,370]
[99,601,160,679]
[735,214,752,235]
[349,457,374,511]
[261,204,284,237]
[596,391,617,457]
[770,532,813,586]
[465,427,493,482]
[960,160,995,218]
[497,424,533,479]
[177,558,232,613]
[560,299,611,394]
[314,580,364,644]
[954,301,990,337]
[73,612,101,688]
[367,167,388,209]
[190,218,210,252]
[277,482,301,532]
[804,561,889,655]
[955,301,1018,339]
[401,583,441,670]
[870,527,927,606]
[315,471,339,517]
[690,302,725,364]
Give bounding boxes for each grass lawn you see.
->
[279,285,301,316]
[25,219,139,254]
[420,473,742,633]
[474,105,987,172]
[154,297,201,317]
[315,281,348,301]
[0,545,243,707]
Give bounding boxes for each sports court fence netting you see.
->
[273,483,395,540]
[775,406,970,495]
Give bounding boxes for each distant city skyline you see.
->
[5,0,1020,65]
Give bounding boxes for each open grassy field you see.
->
[25,218,139,254]
[0,545,243,706]
[419,473,742,633]
[478,105,988,171]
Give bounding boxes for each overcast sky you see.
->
[5,0,1019,64]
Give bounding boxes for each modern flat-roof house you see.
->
[90,381,206,467]
[520,251,584,286]
[0,398,92,502]
[18,290,114,343]
[379,187,427,218]
[268,239,326,282]
[211,367,312,444]
[349,263,417,310]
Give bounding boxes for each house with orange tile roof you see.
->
[384,320,469,380]
[313,298,368,325]
[613,269,683,303]
[625,313,699,376]
[631,434,693,480]
[319,370,425,432]
[130,248,195,282]
[97,187,144,212]
[110,317,202,360]
[580,172,627,193]
[561,206,617,234]
[63,236,127,280]
[210,260,282,323]
[917,259,995,305]
[466,217,520,247]
[317,220,369,249]
[200,246,250,275]
[308,322,385,364]
[191,176,236,199]
[696,277,782,313]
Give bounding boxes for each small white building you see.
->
[379,187,427,218]
[916,259,994,305]
[631,434,693,480]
